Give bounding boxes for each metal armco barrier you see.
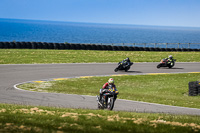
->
[0,42,200,52]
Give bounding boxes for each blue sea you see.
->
[1,18,200,48]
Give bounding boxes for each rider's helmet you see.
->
[108,78,114,84]
[169,55,173,59]
[125,57,129,61]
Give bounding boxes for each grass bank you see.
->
[0,104,200,133]
[18,73,200,109]
[0,49,200,64]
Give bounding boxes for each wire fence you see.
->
[90,43,200,49]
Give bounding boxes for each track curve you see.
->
[0,62,200,115]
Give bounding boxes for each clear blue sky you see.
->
[0,0,200,27]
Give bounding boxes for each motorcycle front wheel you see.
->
[168,62,175,68]
[107,98,114,110]
[125,66,130,72]
[157,64,161,68]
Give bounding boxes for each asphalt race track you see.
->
[0,62,200,115]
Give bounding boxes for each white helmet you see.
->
[108,78,114,84]
[169,55,173,59]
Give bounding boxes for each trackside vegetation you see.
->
[0,104,200,133]
[0,49,200,64]
[18,73,200,109]
[1,49,200,132]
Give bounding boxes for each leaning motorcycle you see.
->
[96,85,119,110]
[157,59,176,68]
[114,61,133,72]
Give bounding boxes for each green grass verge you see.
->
[18,73,200,109]
[1,49,200,132]
[0,104,200,132]
[0,49,200,64]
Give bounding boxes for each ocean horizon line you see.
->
[1,17,200,29]
[1,18,200,47]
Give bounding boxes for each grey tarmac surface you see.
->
[0,62,200,115]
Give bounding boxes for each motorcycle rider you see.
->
[99,78,118,101]
[121,57,131,67]
[165,55,175,66]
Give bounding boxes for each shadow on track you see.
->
[115,71,142,73]
[158,67,184,69]
[170,67,184,69]
[126,71,142,73]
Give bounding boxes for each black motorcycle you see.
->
[96,85,119,110]
[157,59,176,68]
[114,61,133,72]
